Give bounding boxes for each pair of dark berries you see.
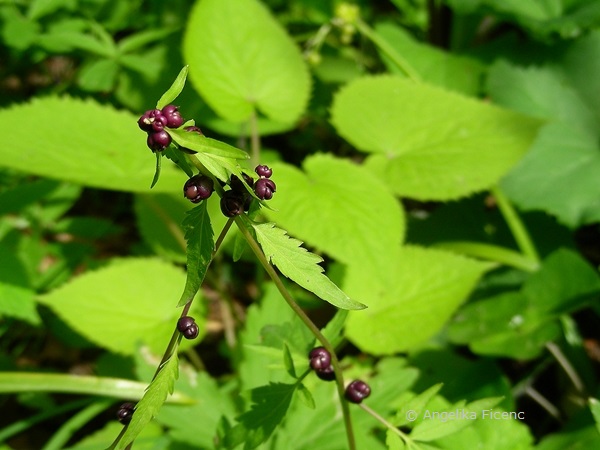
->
[308,347,371,404]
[183,165,276,216]
[177,316,199,340]
[138,105,184,152]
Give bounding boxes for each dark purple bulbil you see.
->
[138,105,185,151]
[254,178,276,200]
[161,105,184,128]
[177,316,199,340]
[309,347,331,371]
[255,165,273,178]
[147,130,172,152]
[345,380,371,404]
[184,175,214,203]
[220,190,245,217]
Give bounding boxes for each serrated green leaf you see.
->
[226,383,296,449]
[252,222,366,310]
[331,75,543,200]
[263,154,405,274]
[282,344,297,379]
[487,61,598,137]
[116,353,179,450]
[345,246,492,354]
[0,372,192,404]
[184,0,310,124]
[178,202,214,306]
[0,97,182,193]
[156,65,188,110]
[501,122,600,227]
[167,129,249,160]
[37,258,200,355]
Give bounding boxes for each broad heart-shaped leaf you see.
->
[225,383,297,449]
[116,353,179,450]
[344,246,492,354]
[375,22,484,96]
[156,65,188,109]
[251,222,366,310]
[0,97,182,193]
[184,0,310,124]
[501,123,600,228]
[178,202,214,306]
[486,60,598,138]
[263,154,405,275]
[330,75,543,200]
[37,258,201,355]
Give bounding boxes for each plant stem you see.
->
[359,403,412,446]
[110,217,234,449]
[546,341,585,394]
[355,19,421,82]
[234,216,356,450]
[491,186,540,267]
[249,111,260,168]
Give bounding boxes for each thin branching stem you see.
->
[491,186,540,267]
[234,216,356,450]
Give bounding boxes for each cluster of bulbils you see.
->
[309,347,371,404]
[137,104,185,152]
[183,164,276,217]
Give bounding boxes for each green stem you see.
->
[355,19,421,82]
[249,110,260,168]
[491,186,540,267]
[359,403,413,446]
[110,217,234,450]
[434,241,538,272]
[234,216,356,450]
[546,341,585,393]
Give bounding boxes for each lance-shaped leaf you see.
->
[252,223,366,310]
[167,128,249,160]
[178,202,214,306]
[116,353,179,450]
[156,65,189,109]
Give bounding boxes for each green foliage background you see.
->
[1,0,600,449]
